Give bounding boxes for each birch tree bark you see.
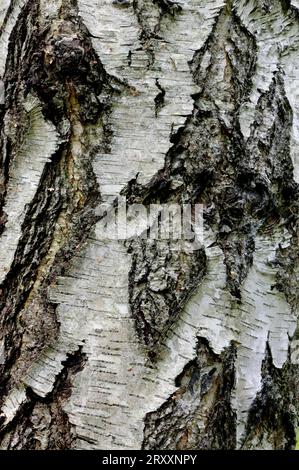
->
[0,0,298,450]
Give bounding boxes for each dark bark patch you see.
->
[143,338,237,450]
[242,344,298,450]
[0,347,86,449]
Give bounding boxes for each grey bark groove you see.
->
[0,0,298,450]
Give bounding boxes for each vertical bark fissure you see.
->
[0,0,116,444]
[0,0,298,450]
[143,337,237,450]
[0,346,86,449]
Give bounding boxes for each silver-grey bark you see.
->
[0,0,298,450]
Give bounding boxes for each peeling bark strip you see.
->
[143,338,237,450]
[0,0,298,450]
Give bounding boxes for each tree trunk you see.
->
[0,0,298,450]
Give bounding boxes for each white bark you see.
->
[0,0,298,450]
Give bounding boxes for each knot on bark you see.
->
[45,37,85,77]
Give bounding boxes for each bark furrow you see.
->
[0,0,298,450]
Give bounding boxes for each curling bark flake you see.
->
[0,0,298,450]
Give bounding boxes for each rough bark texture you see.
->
[0,0,298,450]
